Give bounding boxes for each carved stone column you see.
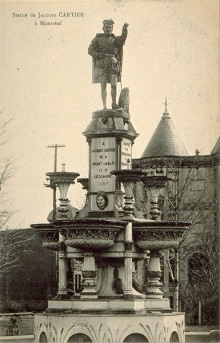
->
[70,259,75,295]
[146,250,163,299]
[56,233,68,299]
[123,180,136,217]
[80,254,98,299]
[123,222,133,298]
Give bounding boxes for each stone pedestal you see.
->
[35,309,185,343]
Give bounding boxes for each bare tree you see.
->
[159,156,218,314]
[0,117,35,310]
[179,223,219,325]
[0,230,35,274]
[0,116,16,224]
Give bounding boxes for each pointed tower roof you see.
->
[211,136,220,155]
[141,99,188,158]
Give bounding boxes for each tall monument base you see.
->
[34,303,184,343]
[33,99,190,343]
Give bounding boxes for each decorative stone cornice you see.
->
[133,153,218,170]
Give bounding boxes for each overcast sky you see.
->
[1,0,219,229]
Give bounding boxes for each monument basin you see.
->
[133,221,190,251]
[30,223,61,251]
[56,219,125,251]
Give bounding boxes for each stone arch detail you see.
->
[169,331,179,343]
[67,333,93,343]
[36,323,49,343]
[63,325,94,343]
[164,319,184,343]
[123,333,149,343]
[39,332,48,343]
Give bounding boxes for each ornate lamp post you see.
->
[111,169,144,218]
[111,169,143,298]
[140,171,171,220]
[138,172,173,298]
[45,164,80,299]
[46,164,80,218]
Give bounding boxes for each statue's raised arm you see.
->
[88,19,128,110]
[123,22,129,30]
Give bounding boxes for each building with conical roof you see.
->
[132,100,220,325]
[141,100,188,158]
[211,136,220,155]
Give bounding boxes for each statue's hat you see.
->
[103,19,114,26]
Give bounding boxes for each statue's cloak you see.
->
[90,33,124,84]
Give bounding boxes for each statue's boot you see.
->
[112,103,120,109]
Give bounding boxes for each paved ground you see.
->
[186,332,210,342]
[0,335,34,342]
[185,327,220,343]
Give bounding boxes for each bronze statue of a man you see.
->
[88,19,129,110]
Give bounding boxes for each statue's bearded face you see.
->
[103,24,113,35]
